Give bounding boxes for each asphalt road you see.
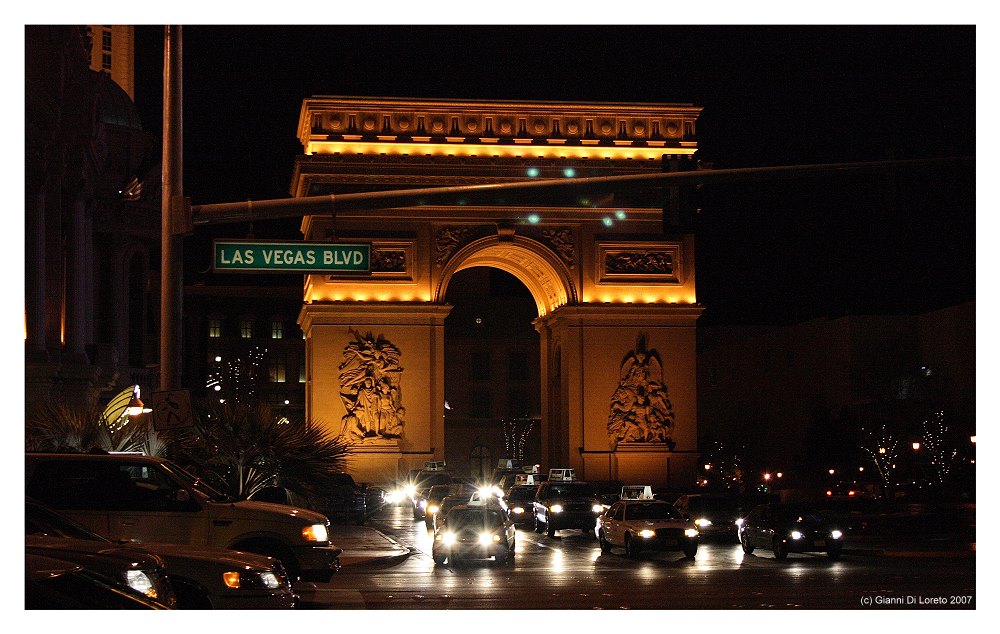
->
[300,506,975,610]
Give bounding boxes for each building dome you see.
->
[99,76,143,130]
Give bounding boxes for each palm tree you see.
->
[25,401,167,456]
[165,400,354,501]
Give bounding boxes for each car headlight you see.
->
[684,528,699,538]
[592,504,604,513]
[831,530,843,540]
[302,523,329,542]
[549,504,563,513]
[419,499,428,509]
[258,571,281,589]
[637,529,656,538]
[735,518,744,527]
[125,570,157,598]
[512,506,525,514]
[427,505,439,515]
[791,531,803,540]
[404,485,416,498]
[478,533,493,545]
[695,518,712,527]
[442,532,456,545]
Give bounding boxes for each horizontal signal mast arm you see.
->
[189,157,971,226]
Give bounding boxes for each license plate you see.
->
[814,539,825,548]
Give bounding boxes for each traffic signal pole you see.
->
[160,25,184,391]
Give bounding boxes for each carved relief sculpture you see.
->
[607,334,675,449]
[540,227,575,266]
[338,330,405,440]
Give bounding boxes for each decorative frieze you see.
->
[434,225,492,266]
[597,241,682,284]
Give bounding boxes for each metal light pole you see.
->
[160,25,184,391]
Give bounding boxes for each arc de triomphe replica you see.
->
[293,97,703,488]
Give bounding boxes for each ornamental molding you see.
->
[300,97,701,149]
[434,225,493,266]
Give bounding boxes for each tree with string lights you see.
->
[859,422,901,490]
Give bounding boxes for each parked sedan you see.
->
[26,498,297,609]
[738,503,845,560]
[27,553,172,610]
[25,535,176,607]
[673,493,741,542]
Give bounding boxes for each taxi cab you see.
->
[532,469,604,537]
[595,486,699,559]
[504,474,540,527]
[432,498,516,566]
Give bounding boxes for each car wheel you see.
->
[624,533,639,559]
[741,532,755,555]
[599,530,611,553]
[772,537,789,560]
[683,542,698,559]
[432,553,446,566]
[827,543,843,561]
[546,515,556,538]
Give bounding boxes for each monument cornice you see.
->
[297,96,701,159]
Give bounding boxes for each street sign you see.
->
[213,240,370,273]
[150,389,194,431]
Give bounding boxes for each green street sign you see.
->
[213,240,370,273]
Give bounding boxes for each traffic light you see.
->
[661,155,699,233]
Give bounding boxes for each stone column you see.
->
[25,185,47,361]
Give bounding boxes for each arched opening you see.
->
[443,267,542,480]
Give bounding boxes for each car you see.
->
[25,534,176,607]
[673,493,741,542]
[251,473,368,525]
[503,484,540,527]
[424,483,472,530]
[596,488,700,558]
[431,494,469,532]
[432,504,516,566]
[738,503,845,560]
[404,468,455,520]
[27,498,298,609]
[26,553,173,610]
[25,452,342,582]
[532,470,604,537]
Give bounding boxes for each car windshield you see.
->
[547,483,595,498]
[416,473,452,490]
[446,508,504,532]
[624,503,682,521]
[163,461,235,502]
[26,500,110,542]
[440,497,465,513]
[507,486,538,501]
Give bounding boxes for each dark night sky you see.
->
[130,24,976,326]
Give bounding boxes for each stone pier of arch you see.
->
[294,97,704,489]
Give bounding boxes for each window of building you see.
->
[471,391,491,419]
[240,319,252,339]
[299,363,306,383]
[269,356,286,383]
[208,318,222,338]
[102,30,112,51]
[470,352,490,381]
[508,352,529,380]
[101,53,111,70]
[271,320,284,339]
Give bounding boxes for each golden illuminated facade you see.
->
[86,25,134,100]
[293,97,703,487]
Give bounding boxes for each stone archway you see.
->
[295,96,704,488]
[437,235,577,317]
